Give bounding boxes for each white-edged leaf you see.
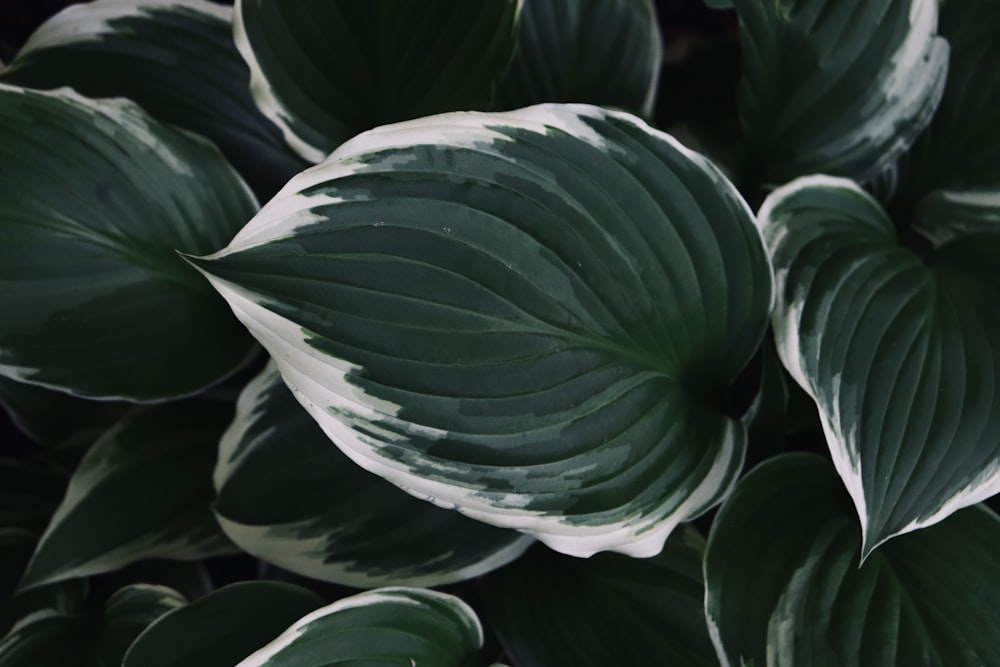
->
[215,362,533,588]
[95,584,187,667]
[705,453,1000,667]
[0,84,259,401]
[236,587,482,667]
[20,401,236,589]
[761,175,1000,557]
[733,0,948,185]
[234,0,521,162]
[190,103,773,558]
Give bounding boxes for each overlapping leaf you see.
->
[191,103,773,557]
[94,584,187,666]
[480,526,717,666]
[234,0,521,162]
[215,362,532,587]
[0,0,307,199]
[236,587,482,667]
[732,0,948,185]
[705,453,1000,666]
[496,0,662,116]
[0,84,258,401]
[20,401,236,589]
[761,175,1000,557]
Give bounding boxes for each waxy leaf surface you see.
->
[705,453,1000,667]
[761,175,1000,556]
[193,103,773,558]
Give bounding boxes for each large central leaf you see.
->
[192,103,773,557]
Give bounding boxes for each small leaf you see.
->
[733,0,948,185]
[236,587,482,667]
[479,527,717,667]
[122,581,324,667]
[0,84,259,401]
[20,401,237,589]
[0,610,88,666]
[0,0,307,199]
[496,0,662,116]
[761,175,1000,557]
[705,453,1000,667]
[94,585,186,667]
[191,103,773,558]
[234,0,521,162]
[215,362,533,588]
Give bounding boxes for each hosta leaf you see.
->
[761,175,1000,557]
[20,401,236,589]
[122,581,324,667]
[0,0,307,200]
[94,585,186,667]
[190,103,773,558]
[0,377,128,447]
[705,453,1000,667]
[234,0,521,162]
[236,587,482,667]
[0,610,88,666]
[496,0,662,116]
[733,0,948,185]
[480,527,717,666]
[0,84,258,401]
[215,362,533,588]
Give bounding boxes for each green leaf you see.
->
[215,362,533,588]
[705,453,1000,667]
[0,610,89,666]
[0,84,259,401]
[0,377,128,447]
[190,103,773,558]
[20,401,237,589]
[496,0,662,116]
[234,0,522,162]
[94,585,186,667]
[235,587,482,667]
[0,0,307,200]
[480,527,717,667]
[733,0,948,185]
[760,175,1000,557]
[122,581,324,667]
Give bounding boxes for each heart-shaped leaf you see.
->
[190,103,773,558]
[215,361,533,587]
[20,401,237,589]
[0,0,307,200]
[479,526,717,666]
[234,0,521,162]
[236,587,482,667]
[496,0,662,116]
[761,175,1000,557]
[732,0,948,185]
[0,84,258,401]
[123,581,323,667]
[705,453,1000,667]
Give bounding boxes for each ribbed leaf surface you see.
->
[0,0,307,199]
[192,103,773,558]
[761,175,1000,557]
[235,0,521,162]
[733,0,948,184]
[0,84,258,401]
[705,453,1000,667]
[215,362,533,587]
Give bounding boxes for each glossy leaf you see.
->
[191,103,773,558]
[0,84,258,401]
[733,0,948,184]
[0,0,306,200]
[761,175,1000,557]
[496,0,662,116]
[94,584,186,667]
[234,0,521,162]
[236,587,482,667]
[20,401,236,589]
[480,527,717,667]
[705,453,1000,667]
[122,581,324,667]
[215,362,533,588]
